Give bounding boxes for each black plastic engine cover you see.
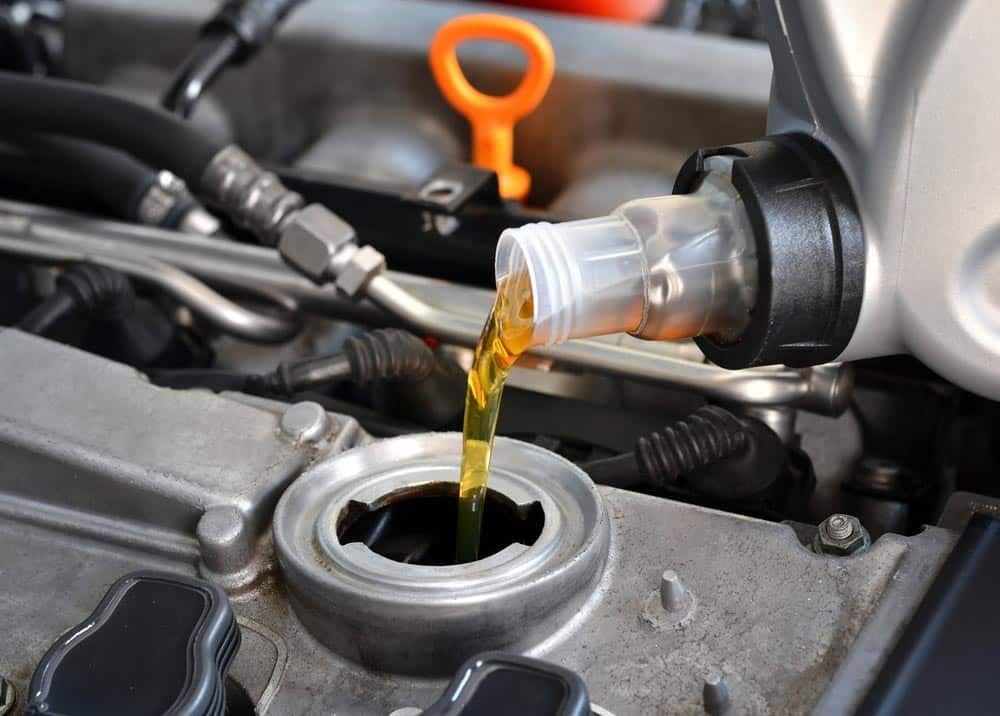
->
[423,652,591,716]
[26,571,240,716]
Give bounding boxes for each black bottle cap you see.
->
[675,133,865,369]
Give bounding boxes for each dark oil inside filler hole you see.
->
[338,482,544,566]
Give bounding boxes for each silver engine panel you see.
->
[0,1,996,714]
[0,331,963,714]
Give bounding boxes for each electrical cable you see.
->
[17,263,133,336]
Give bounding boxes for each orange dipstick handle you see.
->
[430,14,555,201]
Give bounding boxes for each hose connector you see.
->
[207,0,307,63]
[200,145,304,245]
[277,204,386,297]
[136,170,220,235]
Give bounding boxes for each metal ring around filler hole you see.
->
[273,432,609,676]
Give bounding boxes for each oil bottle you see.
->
[457,168,758,561]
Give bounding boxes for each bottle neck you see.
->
[623,172,757,342]
[496,216,646,346]
[495,171,757,347]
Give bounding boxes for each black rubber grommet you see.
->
[674,133,865,369]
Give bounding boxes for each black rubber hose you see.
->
[276,329,465,428]
[18,263,134,336]
[149,328,466,428]
[0,70,223,187]
[261,329,440,394]
[204,0,308,62]
[157,330,445,393]
[162,33,241,118]
[16,288,76,335]
[0,134,160,222]
[163,0,307,117]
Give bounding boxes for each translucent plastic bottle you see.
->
[494,166,758,346]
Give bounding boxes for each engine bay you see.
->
[1,1,999,714]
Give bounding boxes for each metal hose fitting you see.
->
[136,170,220,235]
[200,145,304,245]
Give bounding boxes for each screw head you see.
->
[814,514,870,556]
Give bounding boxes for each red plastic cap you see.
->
[496,0,667,22]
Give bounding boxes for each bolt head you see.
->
[814,514,870,556]
[197,506,245,548]
[197,506,253,575]
[280,401,331,444]
[279,204,356,283]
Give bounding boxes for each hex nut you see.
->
[813,514,871,556]
[278,204,356,283]
[202,145,305,245]
[336,245,386,297]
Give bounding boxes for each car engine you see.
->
[0,1,998,714]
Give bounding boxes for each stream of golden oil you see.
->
[456,271,535,563]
